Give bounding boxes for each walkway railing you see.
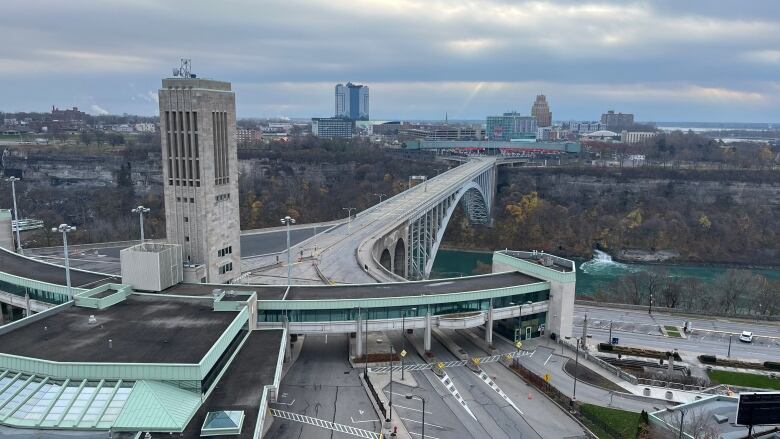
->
[556,337,639,385]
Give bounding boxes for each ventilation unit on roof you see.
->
[88,315,97,325]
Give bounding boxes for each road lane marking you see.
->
[351,416,379,424]
[401,417,447,429]
[392,403,432,414]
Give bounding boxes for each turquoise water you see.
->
[431,249,780,295]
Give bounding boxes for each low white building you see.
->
[134,123,156,133]
[621,130,657,144]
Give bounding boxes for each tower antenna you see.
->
[172,59,193,78]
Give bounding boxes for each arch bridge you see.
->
[361,157,496,281]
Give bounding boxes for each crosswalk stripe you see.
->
[271,409,381,438]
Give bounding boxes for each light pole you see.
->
[342,207,356,233]
[373,193,386,204]
[572,337,580,409]
[131,206,150,241]
[401,307,416,380]
[728,334,732,358]
[280,216,296,285]
[5,177,22,253]
[670,407,687,439]
[405,394,426,439]
[52,224,76,298]
[649,293,654,315]
[388,344,394,424]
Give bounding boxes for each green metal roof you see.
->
[113,380,201,432]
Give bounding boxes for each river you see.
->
[431,248,780,295]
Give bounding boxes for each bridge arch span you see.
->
[407,178,493,280]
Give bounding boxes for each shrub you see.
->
[764,361,780,371]
[699,354,717,364]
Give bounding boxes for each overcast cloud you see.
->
[1,0,779,121]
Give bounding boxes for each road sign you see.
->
[400,350,407,358]
[514,341,523,349]
[543,373,551,383]
[471,357,481,365]
[437,362,445,369]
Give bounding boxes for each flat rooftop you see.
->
[0,247,120,288]
[283,271,542,300]
[172,330,284,439]
[0,295,238,363]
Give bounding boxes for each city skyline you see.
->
[1,0,779,122]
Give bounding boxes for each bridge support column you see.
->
[24,292,30,318]
[283,316,292,362]
[356,314,363,359]
[424,312,432,354]
[485,306,494,347]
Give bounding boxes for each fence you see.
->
[363,373,387,419]
[556,337,639,385]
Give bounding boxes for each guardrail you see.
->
[557,337,639,385]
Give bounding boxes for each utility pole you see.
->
[608,320,613,344]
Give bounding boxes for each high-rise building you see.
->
[600,110,634,130]
[486,112,537,141]
[531,95,552,127]
[335,82,369,120]
[158,76,241,283]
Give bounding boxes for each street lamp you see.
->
[5,177,22,253]
[405,394,426,439]
[52,224,76,298]
[572,336,580,409]
[401,307,416,380]
[131,206,150,241]
[649,293,654,315]
[669,407,687,439]
[280,216,296,285]
[373,193,386,204]
[342,207,356,233]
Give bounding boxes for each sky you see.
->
[1,0,779,122]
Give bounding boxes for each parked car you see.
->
[739,331,754,343]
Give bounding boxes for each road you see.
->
[265,333,380,439]
[466,327,669,414]
[445,329,590,439]
[408,331,544,439]
[574,305,780,362]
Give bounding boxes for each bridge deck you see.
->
[0,247,120,288]
[284,271,540,300]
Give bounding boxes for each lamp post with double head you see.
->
[131,206,150,242]
[52,224,76,298]
[342,207,356,233]
[373,193,386,204]
[5,177,22,252]
[280,216,296,285]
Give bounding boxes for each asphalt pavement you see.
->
[265,333,380,439]
[574,305,780,362]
